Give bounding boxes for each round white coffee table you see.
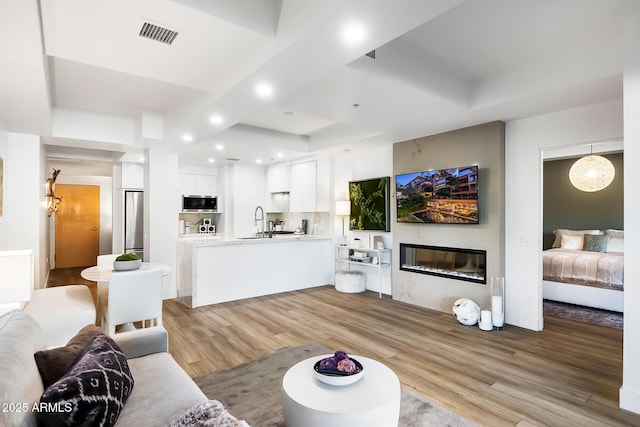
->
[282,354,401,427]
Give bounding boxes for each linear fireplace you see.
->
[400,243,486,284]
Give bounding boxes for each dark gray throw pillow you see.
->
[38,333,134,427]
[34,324,103,388]
[583,233,611,253]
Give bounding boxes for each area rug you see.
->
[543,299,623,329]
[193,343,476,427]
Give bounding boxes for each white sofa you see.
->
[0,310,212,426]
[23,285,96,348]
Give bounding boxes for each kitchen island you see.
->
[177,235,333,308]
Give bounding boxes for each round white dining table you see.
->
[80,262,172,282]
[80,262,172,331]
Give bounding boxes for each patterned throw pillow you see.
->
[583,234,611,253]
[38,333,134,427]
[34,324,103,387]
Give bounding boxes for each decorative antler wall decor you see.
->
[46,168,62,216]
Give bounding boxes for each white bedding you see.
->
[542,248,624,291]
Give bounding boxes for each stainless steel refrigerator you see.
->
[124,190,144,259]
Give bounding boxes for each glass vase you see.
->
[490,276,505,328]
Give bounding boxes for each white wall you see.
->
[146,150,180,299]
[0,132,46,288]
[505,100,623,331]
[620,9,640,412]
[333,143,393,294]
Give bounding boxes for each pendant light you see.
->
[568,146,615,192]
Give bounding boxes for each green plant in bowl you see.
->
[113,253,142,270]
[116,253,140,261]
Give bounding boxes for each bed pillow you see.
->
[34,324,102,388]
[582,234,611,253]
[608,237,624,253]
[560,234,584,250]
[552,229,602,248]
[38,333,134,427]
[605,229,624,238]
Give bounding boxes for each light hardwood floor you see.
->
[48,269,639,426]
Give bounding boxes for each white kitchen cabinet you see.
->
[290,161,315,212]
[121,162,144,189]
[301,161,316,212]
[315,157,330,212]
[289,162,303,212]
[266,163,290,193]
[180,173,217,196]
[177,237,333,307]
[289,159,330,213]
[266,192,288,213]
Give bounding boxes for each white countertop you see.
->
[178,234,332,246]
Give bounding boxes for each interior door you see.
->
[55,184,100,268]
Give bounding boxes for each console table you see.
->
[335,245,392,298]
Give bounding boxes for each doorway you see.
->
[541,143,624,328]
[54,184,100,268]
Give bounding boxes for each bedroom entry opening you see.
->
[399,243,487,284]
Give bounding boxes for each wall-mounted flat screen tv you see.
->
[396,165,479,224]
[349,176,390,231]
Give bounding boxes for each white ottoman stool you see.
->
[335,271,366,293]
[24,285,96,348]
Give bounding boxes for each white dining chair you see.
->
[97,254,120,270]
[101,268,163,336]
[95,254,120,324]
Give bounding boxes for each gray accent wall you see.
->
[392,121,506,313]
[542,153,623,249]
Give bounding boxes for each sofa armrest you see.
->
[111,326,168,359]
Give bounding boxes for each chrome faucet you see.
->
[254,205,265,237]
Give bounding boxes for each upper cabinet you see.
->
[266,163,290,193]
[180,173,217,196]
[122,162,144,189]
[289,159,329,212]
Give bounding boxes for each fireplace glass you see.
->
[400,243,486,284]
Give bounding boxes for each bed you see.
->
[542,229,624,312]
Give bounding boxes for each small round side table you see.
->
[282,354,401,427]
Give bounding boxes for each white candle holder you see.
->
[490,276,505,329]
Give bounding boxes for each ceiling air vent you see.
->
[225,158,240,162]
[365,49,376,59]
[139,22,178,45]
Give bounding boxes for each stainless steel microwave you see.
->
[182,195,217,212]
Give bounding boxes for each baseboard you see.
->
[506,310,542,331]
[163,289,178,300]
[620,385,640,415]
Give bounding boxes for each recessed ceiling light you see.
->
[182,134,193,143]
[277,153,284,158]
[208,158,215,163]
[256,159,263,164]
[140,156,145,162]
[209,114,224,125]
[342,21,366,45]
[215,144,224,150]
[255,82,274,99]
